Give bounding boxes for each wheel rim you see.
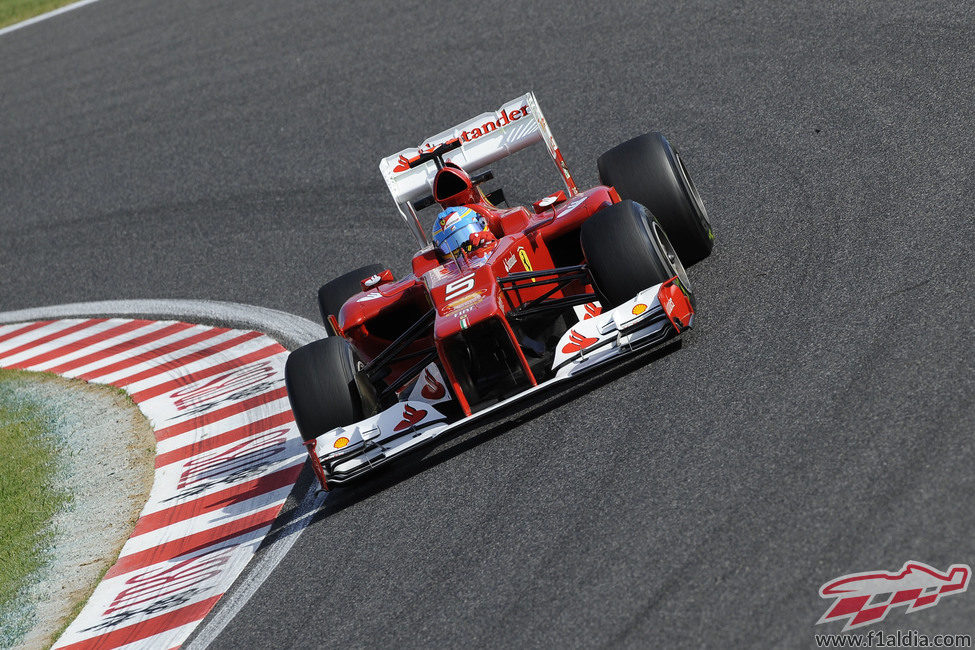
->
[651,221,693,298]
[674,148,713,240]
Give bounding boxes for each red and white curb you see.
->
[0,315,310,649]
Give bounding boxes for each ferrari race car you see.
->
[285,92,714,489]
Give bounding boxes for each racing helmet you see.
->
[432,207,487,259]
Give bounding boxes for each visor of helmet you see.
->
[432,210,484,258]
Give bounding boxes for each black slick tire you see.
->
[581,199,693,309]
[597,132,713,266]
[285,337,365,442]
[318,264,386,334]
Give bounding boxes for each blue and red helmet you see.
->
[432,207,487,259]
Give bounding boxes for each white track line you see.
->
[0,299,328,350]
[0,0,101,37]
[183,484,327,650]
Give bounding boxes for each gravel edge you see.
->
[0,373,155,650]
[0,302,328,648]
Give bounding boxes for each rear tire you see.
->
[581,200,693,309]
[318,264,387,334]
[598,132,713,266]
[285,337,365,442]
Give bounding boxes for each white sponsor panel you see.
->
[380,94,543,206]
[406,363,452,406]
[378,92,577,248]
[571,301,603,323]
[315,400,448,460]
[553,286,671,377]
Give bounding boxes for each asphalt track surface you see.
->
[2,1,973,647]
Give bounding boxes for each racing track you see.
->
[1,1,973,646]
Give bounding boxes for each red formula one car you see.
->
[285,92,713,488]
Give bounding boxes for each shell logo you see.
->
[333,436,350,449]
[632,303,648,316]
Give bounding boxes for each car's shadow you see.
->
[290,338,684,523]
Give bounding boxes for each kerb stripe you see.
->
[45,322,196,375]
[129,464,302,538]
[151,386,289,442]
[0,318,107,360]
[154,410,294,467]
[77,326,230,382]
[55,595,222,650]
[104,506,281,580]
[127,343,283,402]
[8,319,151,369]
[107,330,261,387]
[0,320,55,345]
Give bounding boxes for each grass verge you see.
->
[0,368,67,612]
[0,0,80,30]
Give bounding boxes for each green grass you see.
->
[0,369,66,613]
[0,0,79,30]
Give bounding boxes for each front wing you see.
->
[306,279,693,487]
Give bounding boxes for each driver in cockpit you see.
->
[428,163,499,261]
[431,206,493,261]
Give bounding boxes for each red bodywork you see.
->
[334,186,621,416]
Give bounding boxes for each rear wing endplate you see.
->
[379,91,578,247]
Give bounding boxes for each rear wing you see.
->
[379,91,578,247]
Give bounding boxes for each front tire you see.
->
[581,200,693,309]
[598,132,713,266]
[285,337,365,442]
[318,264,387,334]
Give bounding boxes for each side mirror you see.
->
[361,269,395,291]
[485,188,507,207]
